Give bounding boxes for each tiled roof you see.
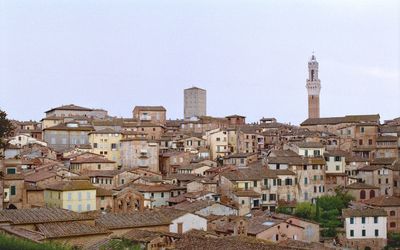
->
[45,104,93,113]
[0,208,94,225]
[295,141,324,148]
[121,229,181,243]
[234,190,261,198]
[96,187,113,197]
[95,210,173,229]
[43,123,94,131]
[134,106,166,111]
[376,136,398,142]
[71,156,115,164]
[173,200,232,213]
[37,221,110,238]
[24,171,56,183]
[89,128,120,134]
[85,170,121,177]
[342,208,387,218]
[364,195,400,207]
[45,180,96,191]
[301,114,380,126]
[133,184,183,192]
[346,182,379,190]
[0,225,45,242]
[221,167,277,181]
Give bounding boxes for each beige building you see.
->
[120,138,159,173]
[132,106,166,125]
[89,128,122,166]
[184,86,206,119]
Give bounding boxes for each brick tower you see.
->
[306,53,321,118]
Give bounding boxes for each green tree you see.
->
[294,202,315,220]
[0,109,14,151]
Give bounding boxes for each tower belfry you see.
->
[306,53,321,118]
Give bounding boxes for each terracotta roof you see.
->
[37,221,109,239]
[0,225,45,242]
[295,141,324,148]
[364,195,400,207]
[45,180,96,191]
[342,208,387,218]
[71,155,115,164]
[45,104,93,113]
[89,128,120,134]
[0,208,94,225]
[122,228,181,243]
[370,157,396,165]
[96,187,113,197]
[173,200,236,213]
[24,171,56,183]
[226,114,246,118]
[133,106,166,111]
[96,210,173,229]
[377,136,398,142]
[221,167,277,181]
[133,184,183,192]
[301,114,380,126]
[234,190,261,198]
[175,234,297,250]
[346,182,379,190]
[85,170,121,177]
[43,123,94,131]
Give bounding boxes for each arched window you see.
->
[369,190,375,198]
[360,190,366,200]
[390,211,396,216]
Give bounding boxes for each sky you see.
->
[0,0,399,125]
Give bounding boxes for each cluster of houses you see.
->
[0,103,399,249]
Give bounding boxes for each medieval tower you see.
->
[306,54,321,118]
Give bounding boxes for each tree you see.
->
[294,202,315,220]
[0,109,14,151]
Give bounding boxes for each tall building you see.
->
[306,54,321,118]
[184,86,206,119]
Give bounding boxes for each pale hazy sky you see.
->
[1,0,399,124]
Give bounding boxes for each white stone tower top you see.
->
[306,53,321,96]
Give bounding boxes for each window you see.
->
[111,143,117,150]
[93,143,98,148]
[334,156,341,161]
[86,192,91,200]
[253,181,257,187]
[375,229,379,237]
[304,192,308,200]
[68,193,72,201]
[390,210,396,216]
[304,178,308,185]
[6,168,16,174]
[336,166,340,171]
[161,192,164,198]
[97,164,101,170]
[360,190,366,199]
[86,204,91,211]
[361,217,366,224]
[264,179,268,186]
[78,192,82,201]
[374,217,378,223]
[67,205,72,210]
[262,194,267,201]
[313,150,320,156]
[350,217,354,224]
[313,175,317,181]
[101,196,105,200]
[362,230,366,236]
[305,150,308,156]
[314,186,317,193]
[285,178,292,185]
[10,186,16,196]
[273,179,276,186]
[269,194,276,201]
[360,127,365,133]
[350,230,354,237]
[277,179,282,186]
[359,139,363,145]
[151,193,154,198]
[78,204,82,212]
[390,222,396,228]
[241,200,245,204]
[368,139,373,145]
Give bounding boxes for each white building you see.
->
[184,86,206,119]
[342,207,387,249]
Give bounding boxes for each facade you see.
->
[89,128,122,166]
[306,54,321,119]
[44,180,97,212]
[132,106,166,125]
[184,86,206,119]
[342,208,387,250]
[120,138,159,172]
